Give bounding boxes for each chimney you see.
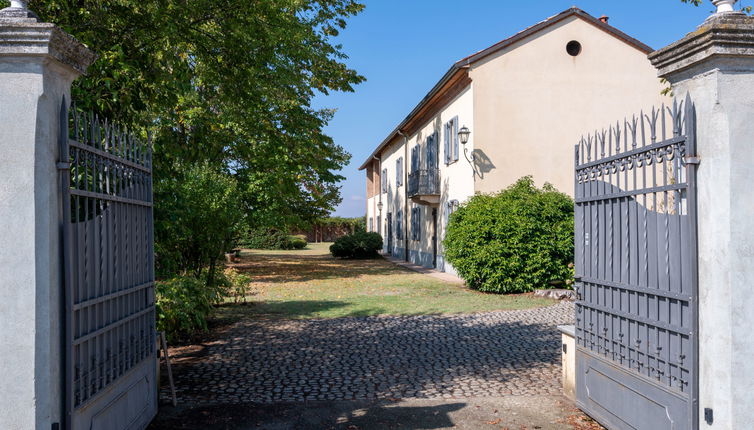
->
[599,15,609,24]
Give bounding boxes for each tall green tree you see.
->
[21,0,365,277]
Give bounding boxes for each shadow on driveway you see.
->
[150,396,598,430]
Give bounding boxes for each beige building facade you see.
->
[360,8,669,273]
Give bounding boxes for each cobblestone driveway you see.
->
[161,301,574,406]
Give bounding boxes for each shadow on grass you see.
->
[228,252,417,284]
[150,399,466,430]
[214,300,367,321]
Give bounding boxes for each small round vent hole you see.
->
[566,40,582,57]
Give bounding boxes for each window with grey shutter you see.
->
[425,133,438,170]
[444,122,451,165]
[396,210,403,240]
[411,207,421,241]
[416,208,422,240]
[443,118,460,163]
[452,117,460,162]
[381,168,387,193]
[396,157,403,187]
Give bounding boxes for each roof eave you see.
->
[357,64,466,170]
[358,7,655,171]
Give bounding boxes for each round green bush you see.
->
[290,235,308,250]
[444,176,574,294]
[330,231,383,259]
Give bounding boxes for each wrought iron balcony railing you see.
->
[408,168,440,198]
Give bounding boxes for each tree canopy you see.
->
[20,0,365,278]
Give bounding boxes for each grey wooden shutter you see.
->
[444,123,451,165]
[416,208,422,240]
[453,117,460,162]
[411,208,416,240]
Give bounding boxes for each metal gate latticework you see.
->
[59,98,157,430]
[574,94,698,430]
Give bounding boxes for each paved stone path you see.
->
[160,301,575,406]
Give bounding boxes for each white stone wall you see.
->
[0,10,94,429]
[405,86,475,272]
[470,16,669,196]
[371,87,475,270]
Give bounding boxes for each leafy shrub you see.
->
[156,267,255,341]
[290,235,308,250]
[444,176,574,294]
[156,276,217,342]
[330,231,383,259]
[154,162,244,280]
[224,268,253,303]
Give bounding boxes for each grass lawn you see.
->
[216,242,555,320]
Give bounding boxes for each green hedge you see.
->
[444,177,574,294]
[330,231,383,259]
[239,228,307,250]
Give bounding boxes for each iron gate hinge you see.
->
[684,156,701,165]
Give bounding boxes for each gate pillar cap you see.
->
[0,4,97,76]
[0,1,38,21]
[648,11,754,80]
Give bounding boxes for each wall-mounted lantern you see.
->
[458,125,471,146]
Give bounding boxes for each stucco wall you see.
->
[366,87,475,270]
[404,86,475,271]
[0,58,75,430]
[372,136,405,255]
[470,16,669,196]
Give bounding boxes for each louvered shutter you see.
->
[453,117,460,162]
[444,123,451,165]
[416,208,421,238]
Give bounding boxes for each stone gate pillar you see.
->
[0,2,95,429]
[649,2,754,429]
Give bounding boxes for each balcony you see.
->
[408,169,441,205]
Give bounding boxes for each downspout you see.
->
[398,130,409,262]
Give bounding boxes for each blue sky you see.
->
[315,0,719,217]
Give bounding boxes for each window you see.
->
[368,217,374,232]
[411,207,421,241]
[448,200,460,216]
[444,117,459,164]
[396,210,403,240]
[377,215,381,236]
[381,168,388,193]
[443,200,460,237]
[396,157,403,187]
[411,145,420,173]
[426,132,438,169]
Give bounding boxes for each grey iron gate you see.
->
[574,95,698,430]
[59,99,158,430]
